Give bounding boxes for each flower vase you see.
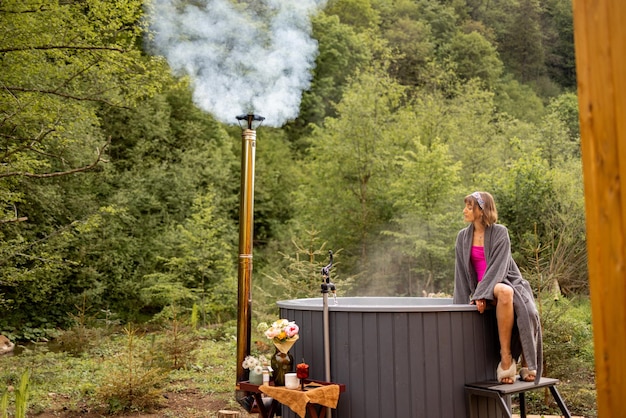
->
[249,370,263,385]
[271,348,294,386]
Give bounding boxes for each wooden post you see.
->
[572,1,626,417]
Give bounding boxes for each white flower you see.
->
[242,354,268,370]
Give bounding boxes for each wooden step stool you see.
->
[465,377,572,418]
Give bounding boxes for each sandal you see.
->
[520,367,537,382]
[496,359,516,384]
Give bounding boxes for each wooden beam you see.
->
[217,411,240,418]
[572,1,626,416]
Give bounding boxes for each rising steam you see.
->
[146,0,327,127]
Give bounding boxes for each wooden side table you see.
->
[238,379,345,418]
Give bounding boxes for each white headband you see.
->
[471,192,485,209]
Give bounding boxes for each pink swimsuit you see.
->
[470,246,487,282]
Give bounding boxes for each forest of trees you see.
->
[0,0,587,339]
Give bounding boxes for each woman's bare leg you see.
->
[494,283,515,383]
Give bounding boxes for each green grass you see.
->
[0,298,597,416]
[0,328,240,415]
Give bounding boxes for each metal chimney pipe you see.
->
[235,113,264,384]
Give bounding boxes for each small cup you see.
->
[284,372,299,389]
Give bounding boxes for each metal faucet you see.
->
[320,250,335,385]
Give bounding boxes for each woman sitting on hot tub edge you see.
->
[453,191,542,384]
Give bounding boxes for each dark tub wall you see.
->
[278,298,501,418]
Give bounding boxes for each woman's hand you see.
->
[474,299,487,313]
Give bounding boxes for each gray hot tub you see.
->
[278,296,500,418]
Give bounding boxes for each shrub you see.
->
[94,325,167,413]
[153,309,199,371]
[522,296,597,417]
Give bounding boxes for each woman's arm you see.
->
[453,229,473,304]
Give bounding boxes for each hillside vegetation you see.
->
[1,0,595,415]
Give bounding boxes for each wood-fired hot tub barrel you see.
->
[278,297,500,418]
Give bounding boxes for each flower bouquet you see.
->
[242,354,269,385]
[242,354,268,375]
[258,319,299,386]
[258,318,299,354]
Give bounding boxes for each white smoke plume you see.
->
[146,0,327,127]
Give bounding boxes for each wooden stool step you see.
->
[465,377,572,418]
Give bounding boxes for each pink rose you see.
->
[285,323,299,338]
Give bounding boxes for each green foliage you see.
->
[415,80,508,184]
[537,105,578,168]
[0,0,586,359]
[448,31,503,89]
[526,297,596,416]
[0,391,7,418]
[0,322,595,417]
[325,0,381,30]
[542,0,577,88]
[545,161,588,294]
[520,159,587,296]
[0,0,167,331]
[153,309,199,371]
[289,11,373,142]
[381,13,436,88]
[412,0,459,48]
[499,0,546,83]
[258,231,356,310]
[55,296,106,355]
[140,192,237,322]
[546,92,581,147]
[0,327,247,415]
[384,138,462,295]
[253,129,302,246]
[0,0,166,216]
[0,75,240,331]
[13,371,29,418]
[190,304,199,330]
[294,67,407,275]
[0,370,30,418]
[490,153,554,254]
[95,325,167,413]
[489,152,588,297]
[494,75,545,123]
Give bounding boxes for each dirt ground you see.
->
[33,386,257,418]
[30,389,586,418]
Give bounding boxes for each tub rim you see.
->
[277,296,477,312]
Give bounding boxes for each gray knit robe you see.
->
[453,223,543,384]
